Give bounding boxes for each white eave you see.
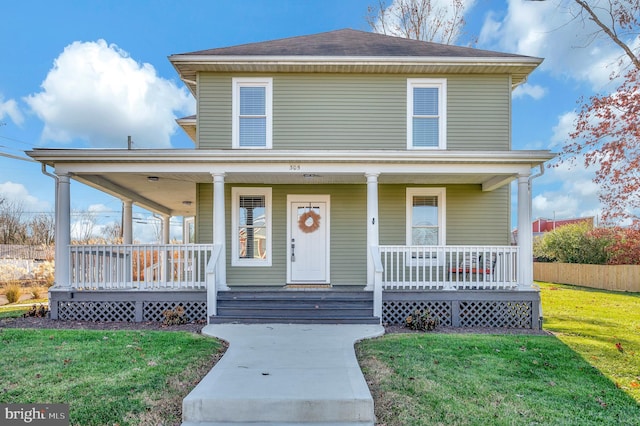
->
[168,55,543,94]
[28,149,554,165]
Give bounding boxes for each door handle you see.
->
[291,238,295,262]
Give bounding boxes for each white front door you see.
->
[288,196,330,283]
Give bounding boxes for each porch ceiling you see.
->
[71,171,517,217]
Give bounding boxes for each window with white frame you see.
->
[407,79,446,149]
[232,78,273,149]
[406,188,446,245]
[232,187,272,266]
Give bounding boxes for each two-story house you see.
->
[28,29,554,328]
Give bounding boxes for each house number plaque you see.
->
[289,164,301,171]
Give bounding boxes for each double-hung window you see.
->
[232,78,272,149]
[407,79,446,149]
[231,187,272,266]
[406,188,446,246]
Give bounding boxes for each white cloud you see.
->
[0,181,51,212]
[25,40,194,148]
[529,152,603,221]
[479,0,638,91]
[512,83,546,100]
[0,96,24,126]
[550,110,577,148]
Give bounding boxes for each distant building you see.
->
[512,217,595,244]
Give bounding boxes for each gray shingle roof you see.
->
[176,28,530,59]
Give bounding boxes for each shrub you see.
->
[31,287,42,299]
[405,308,439,331]
[533,222,610,264]
[23,304,49,318]
[162,306,187,326]
[34,261,55,287]
[4,283,22,304]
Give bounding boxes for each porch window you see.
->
[232,78,273,149]
[231,187,272,266]
[407,79,447,149]
[406,188,446,245]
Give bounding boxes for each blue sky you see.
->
[0,0,630,241]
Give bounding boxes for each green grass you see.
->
[357,283,640,425]
[0,299,49,318]
[0,329,222,425]
[539,281,640,400]
[0,305,30,318]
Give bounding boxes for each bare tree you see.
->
[101,222,123,244]
[71,209,98,244]
[0,197,28,244]
[28,213,55,245]
[366,0,469,44]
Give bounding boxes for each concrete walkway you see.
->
[182,323,385,426]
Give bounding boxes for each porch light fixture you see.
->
[147,176,159,182]
[303,174,321,179]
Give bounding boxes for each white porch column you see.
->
[55,172,71,288]
[162,214,171,244]
[212,172,228,289]
[122,200,133,244]
[517,173,533,288]
[366,173,380,290]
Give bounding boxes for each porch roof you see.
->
[27,148,554,217]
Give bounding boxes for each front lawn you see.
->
[357,282,640,425]
[539,281,640,400]
[0,329,222,425]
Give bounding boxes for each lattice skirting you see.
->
[383,300,452,326]
[50,291,207,323]
[383,291,540,329]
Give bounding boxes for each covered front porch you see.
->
[29,149,551,328]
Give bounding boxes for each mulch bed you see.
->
[1,316,549,335]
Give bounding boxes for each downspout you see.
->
[41,163,57,181]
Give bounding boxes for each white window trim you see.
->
[407,78,447,150]
[406,187,446,246]
[231,187,272,267]
[232,77,273,149]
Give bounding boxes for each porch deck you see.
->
[48,244,540,329]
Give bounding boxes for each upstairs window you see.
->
[407,79,446,149]
[232,78,272,149]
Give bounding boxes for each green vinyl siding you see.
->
[195,183,367,286]
[446,185,511,245]
[197,73,511,150]
[196,182,509,286]
[196,183,213,244]
[378,184,510,246]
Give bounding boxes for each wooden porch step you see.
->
[211,290,379,325]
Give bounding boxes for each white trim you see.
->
[231,187,272,267]
[407,78,447,150]
[286,194,331,284]
[406,187,446,245]
[232,77,273,149]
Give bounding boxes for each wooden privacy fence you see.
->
[534,262,640,293]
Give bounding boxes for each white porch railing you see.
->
[69,244,214,290]
[379,245,519,290]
